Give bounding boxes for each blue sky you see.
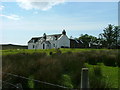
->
[0,1,118,45]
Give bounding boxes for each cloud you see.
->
[0,14,22,20]
[0,5,4,10]
[17,0,65,11]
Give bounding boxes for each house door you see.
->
[43,44,45,49]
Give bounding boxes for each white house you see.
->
[28,30,70,49]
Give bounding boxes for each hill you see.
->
[0,44,28,50]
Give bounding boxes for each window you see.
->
[53,44,55,47]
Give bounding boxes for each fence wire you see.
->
[2,72,69,89]
[0,80,18,88]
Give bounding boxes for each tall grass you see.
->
[2,51,85,88]
[88,64,111,88]
[2,49,119,89]
[86,63,118,89]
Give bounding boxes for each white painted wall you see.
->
[36,41,42,49]
[57,35,70,48]
[49,40,57,49]
[28,34,70,49]
[28,43,35,49]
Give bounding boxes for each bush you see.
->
[84,50,104,65]
[28,75,35,88]
[60,74,73,88]
[103,54,117,67]
[49,51,53,55]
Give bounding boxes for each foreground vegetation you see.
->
[86,63,119,88]
[2,49,120,89]
[1,48,115,55]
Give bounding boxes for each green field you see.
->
[86,64,119,88]
[1,48,120,89]
[1,48,114,55]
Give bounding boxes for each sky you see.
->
[0,0,119,45]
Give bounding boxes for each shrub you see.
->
[55,48,62,55]
[60,74,73,88]
[85,51,99,65]
[103,54,117,67]
[28,75,35,88]
[49,51,53,55]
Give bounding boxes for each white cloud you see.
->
[0,5,4,10]
[17,0,65,11]
[0,14,22,20]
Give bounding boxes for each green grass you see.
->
[2,48,119,88]
[1,49,55,55]
[1,48,110,56]
[86,63,119,88]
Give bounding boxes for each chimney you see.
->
[62,29,66,35]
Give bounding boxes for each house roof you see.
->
[47,34,62,40]
[28,37,42,43]
[28,34,62,43]
[42,41,51,44]
[69,39,83,44]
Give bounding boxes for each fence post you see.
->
[81,68,89,89]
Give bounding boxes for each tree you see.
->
[99,24,120,48]
[78,34,97,48]
[113,26,120,48]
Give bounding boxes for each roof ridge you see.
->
[47,34,62,36]
[32,37,42,38]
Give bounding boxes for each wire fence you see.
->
[2,72,70,89]
[0,80,18,88]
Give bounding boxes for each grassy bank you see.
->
[2,49,119,89]
[86,63,119,88]
[1,48,115,56]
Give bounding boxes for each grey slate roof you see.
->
[28,34,62,43]
[69,39,83,44]
[28,37,42,43]
[41,41,51,44]
[47,34,62,40]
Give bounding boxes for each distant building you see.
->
[28,30,83,49]
[28,30,70,49]
[70,39,83,48]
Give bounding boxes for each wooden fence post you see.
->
[81,68,89,89]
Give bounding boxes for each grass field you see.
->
[1,48,115,56]
[1,48,120,89]
[86,64,119,88]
